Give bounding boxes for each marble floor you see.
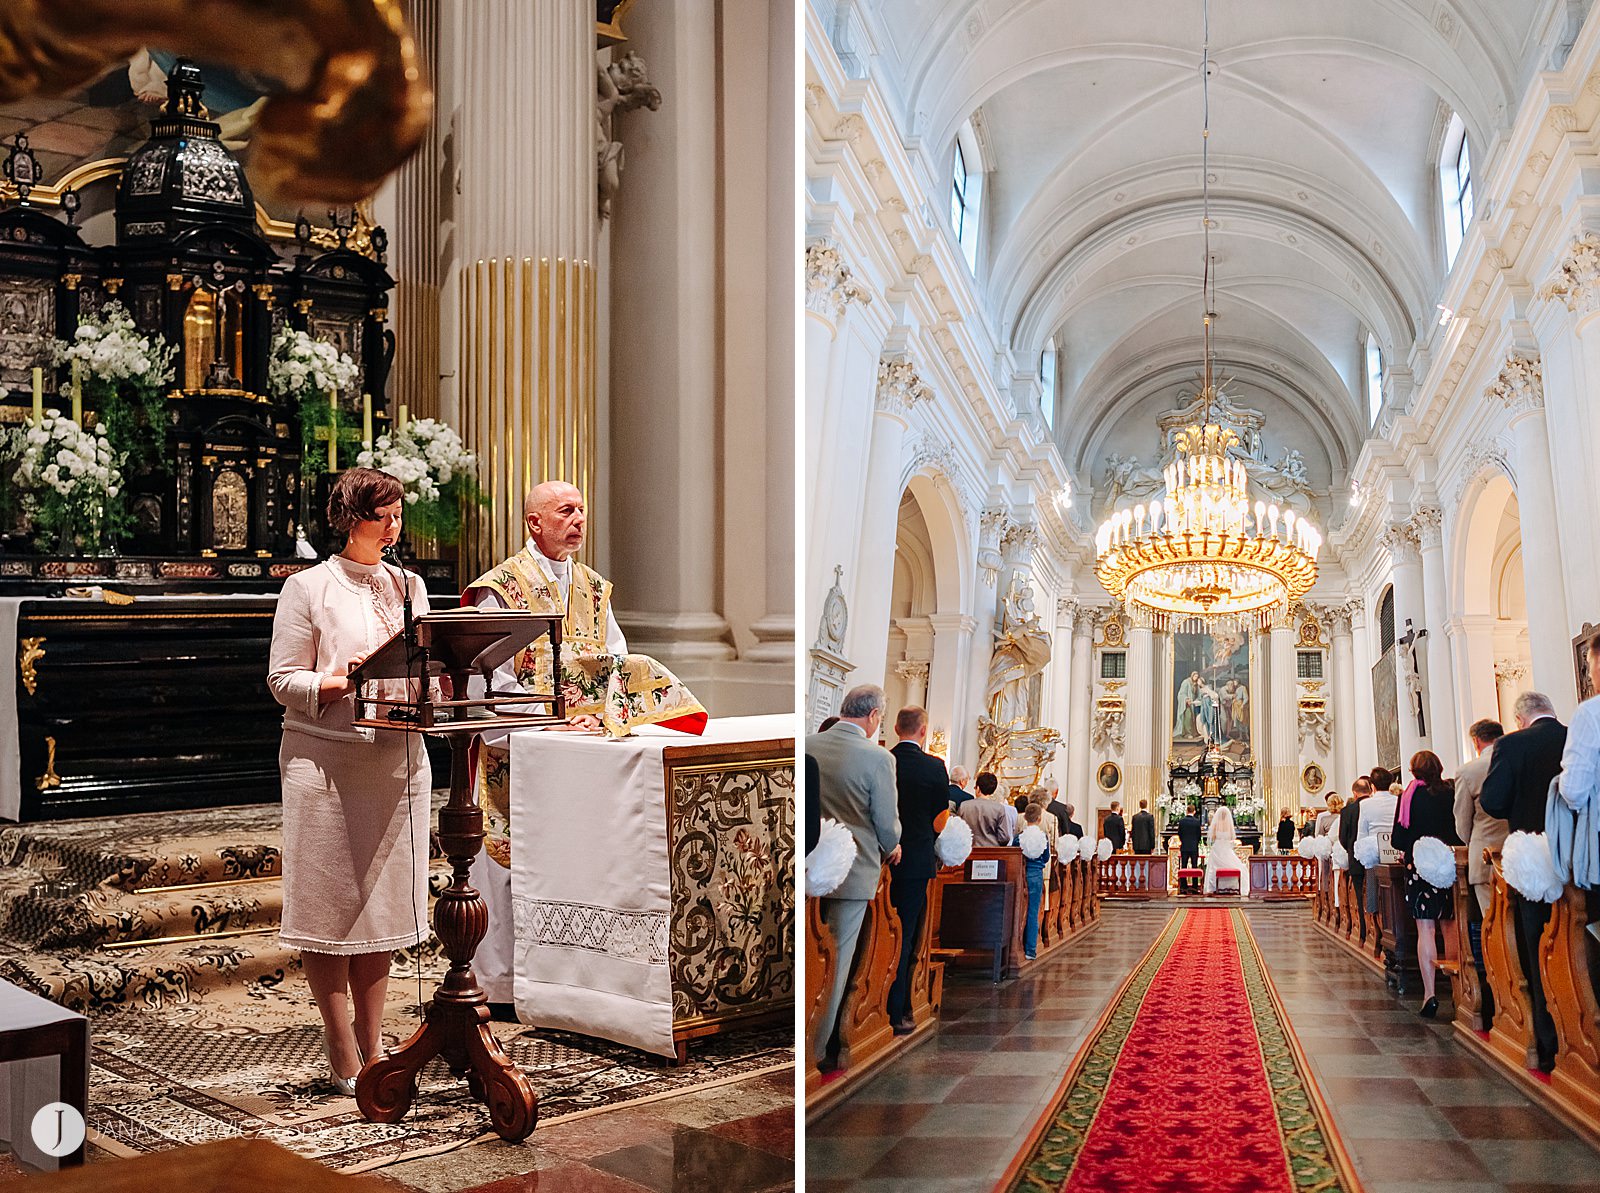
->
[0,1067,794,1192]
[807,903,1600,1193]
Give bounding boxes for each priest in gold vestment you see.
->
[465,481,706,1005]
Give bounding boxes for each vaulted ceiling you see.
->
[854,0,1558,493]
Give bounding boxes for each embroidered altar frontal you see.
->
[508,716,795,1057]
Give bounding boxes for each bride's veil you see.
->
[1208,804,1235,843]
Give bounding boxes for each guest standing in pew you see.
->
[807,684,901,1071]
[1103,801,1127,852]
[1389,751,1463,1018]
[948,765,975,811]
[267,468,432,1097]
[1063,803,1085,838]
[1178,805,1203,894]
[1453,720,1506,915]
[961,772,1013,847]
[1276,809,1297,854]
[1555,632,1600,1000]
[1480,691,1567,1073]
[1339,778,1373,893]
[1046,782,1073,838]
[1011,804,1051,960]
[1357,769,1401,914]
[1131,800,1157,855]
[887,706,948,1037]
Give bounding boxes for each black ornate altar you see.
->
[1161,749,1262,853]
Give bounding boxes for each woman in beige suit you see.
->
[268,467,431,1094]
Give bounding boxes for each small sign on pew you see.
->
[969,858,1000,881]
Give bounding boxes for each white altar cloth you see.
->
[508,714,791,1056]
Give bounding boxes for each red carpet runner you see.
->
[1000,909,1361,1193]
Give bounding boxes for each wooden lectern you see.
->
[345,607,563,1142]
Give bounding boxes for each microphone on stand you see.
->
[382,543,416,651]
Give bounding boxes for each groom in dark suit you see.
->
[1178,805,1204,894]
[1131,800,1157,854]
[887,705,949,1035]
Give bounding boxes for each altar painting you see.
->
[1171,628,1251,761]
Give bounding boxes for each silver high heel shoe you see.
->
[326,1040,359,1096]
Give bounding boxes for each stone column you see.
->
[1068,610,1095,803]
[1382,522,1427,764]
[1125,614,1156,805]
[963,508,1010,754]
[1351,598,1377,771]
[894,660,930,709]
[1047,598,1077,790]
[1539,239,1600,622]
[927,613,975,766]
[1412,506,1463,768]
[1485,353,1576,714]
[1269,613,1298,823]
[450,2,596,571]
[845,357,932,687]
[1328,602,1359,793]
[1450,614,1500,727]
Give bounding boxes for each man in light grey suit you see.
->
[807,684,901,1068]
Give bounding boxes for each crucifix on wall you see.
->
[1398,618,1427,736]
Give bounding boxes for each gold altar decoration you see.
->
[0,0,432,203]
[1092,6,1319,630]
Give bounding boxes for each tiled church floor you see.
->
[807,904,1600,1193]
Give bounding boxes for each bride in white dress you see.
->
[1202,804,1250,895]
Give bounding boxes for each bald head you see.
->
[524,482,587,559]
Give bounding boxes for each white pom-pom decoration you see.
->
[805,818,856,898]
[1353,835,1380,868]
[1057,834,1080,863]
[1330,840,1349,871]
[936,814,974,869]
[1096,838,1113,861]
[1413,837,1456,889]
[1019,825,1048,859]
[1296,837,1318,859]
[1502,831,1564,903]
[1299,836,1331,861]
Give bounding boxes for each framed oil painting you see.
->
[1171,626,1251,762]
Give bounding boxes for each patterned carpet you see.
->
[1001,909,1361,1193]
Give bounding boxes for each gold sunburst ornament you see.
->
[1092,0,1320,630]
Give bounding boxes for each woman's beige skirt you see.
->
[278,727,431,954]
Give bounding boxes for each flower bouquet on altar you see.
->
[357,418,485,546]
[267,327,361,480]
[53,302,175,476]
[11,412,127,553]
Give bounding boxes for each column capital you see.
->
[1409,505,1444,549]
[1379,522,1421,565]
[1001,519,1040,561]
[1324,599,1362,637]
[1483,352,1544,415]
[805,239,872,320]
[875,355,933,419]
[894,659,930,684]
[977,506,1011,588]
[1540,233,1600,319]
[1494,657,1531,684]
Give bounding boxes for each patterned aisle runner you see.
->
[1001,909,1362,1193]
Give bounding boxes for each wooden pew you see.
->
[1447,847,1487,1034]
[803,897,836,1098]
[835,867,900,1073]
[1476,854,1535,1073]
[1540,884,1600,1125]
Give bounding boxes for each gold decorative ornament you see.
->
[36,735,60,791]
[0,0,433,203]
[60,273,80,290]
[19,637,44,696]
[101,277,123,294]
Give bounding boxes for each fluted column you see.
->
[1269,614,1298,822]
[1382,522,1427,764]
[1539,239,1600,620]
[846,358,932,687]
[1485,353,1576,714]
[1351,598,1376,772]
[1125,614,1156,805]
[1328,603,1359,794]
[1413,506,1462,768]
[1068,610,1095,803]
[964,508,1010,751]
[451,2,596,572]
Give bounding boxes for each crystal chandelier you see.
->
[1092,0,1320,630]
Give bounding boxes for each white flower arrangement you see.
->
[1502,831,1564,903]
[54,301,174,390]
[267,327,360,399]
[357,418,476,506]
[1096,838,1113,862]
[1412,837,1457,889]
[1353,835,1380,868]
[1330,840,1349,870]
[1057,834,1080,863]
[1018,825,1048,860]
[13,412,125,550]
[805,818,856,899]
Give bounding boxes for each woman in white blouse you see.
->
[268,468,431,1095]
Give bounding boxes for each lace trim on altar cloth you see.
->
[512,895,669,966]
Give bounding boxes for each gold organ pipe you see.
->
[521,257,535,500]
[555,258,568,482]
[501,255,513,563]
[539,257,551,487]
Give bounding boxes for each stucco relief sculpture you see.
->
[597,51,662,220]
[1091,703,1126,754]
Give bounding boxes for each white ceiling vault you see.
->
[847,0,1563,493]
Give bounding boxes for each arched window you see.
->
[1379,586,1396,654]
[950,124,983,272]
[1365,333,1384,425]
[1039,338,1057,430]
[1440,113,1473,267]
